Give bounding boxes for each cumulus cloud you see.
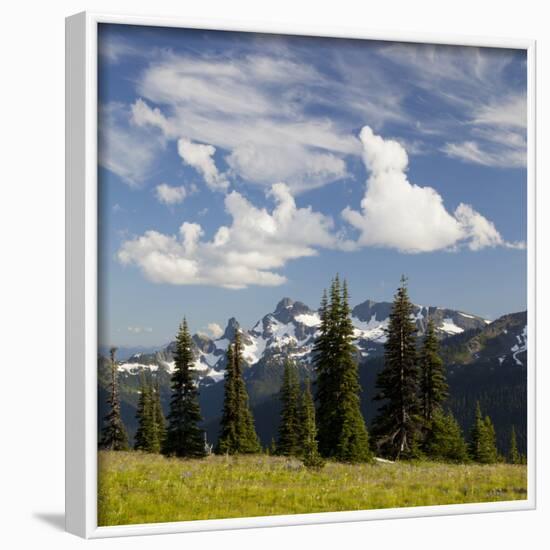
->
[207,323,224,339]
[343,127,521,253]
[118,183,349,288]
[155,183,187,205]
[177,138,229,192]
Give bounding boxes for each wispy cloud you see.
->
[99,103,164,186]
[101,40,526,194]
[99,36,143,63]
[378,44,527,168]
[127,326,153,334]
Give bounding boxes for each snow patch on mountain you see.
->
[295,312,321,327]
[440,318,464,335]
[459,312,475,319]
[243,335,267,364]
[352,315,388,343]
[511,325,527,366]
[118,362,160,373]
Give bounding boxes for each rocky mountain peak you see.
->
[222,317,241,341]
[273,297,313,324]
[274,297,294,313]
[352,299,392,323]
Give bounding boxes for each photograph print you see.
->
[97,23,529,527]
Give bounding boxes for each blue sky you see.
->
[97,23,527,347]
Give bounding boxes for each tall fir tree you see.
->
[100,347,129,451]
[420,319,448,423]
[314,276,372,463]
[134,373,159,453]
[163,319,206,458]
[153,379,166,450]
[468,401,484,460]
[372,276,421,459]
[509,426,520,464]
[423,409,468,463]
[313,287,337,456]
[217,342,238,453]
[217,330,261,454]
[276,359,301,456]
[481,415,499,463]
[469,402,499,463]
[299,377,324,469]
[334,280,372,462]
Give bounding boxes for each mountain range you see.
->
[98,297,527,456]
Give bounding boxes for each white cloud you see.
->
[472,94,527,129]
[442,139,525,168]
[207,323,224,339]
[443,93,527,168]
[177,138,229,192]
[379,45,527,168]
[100,44,526,190]
[127,326,153,334]
[99,103,164,186]
[118,183,349,288]
[131,50,366,192]
[99,37,142,63]
[226,142,348,192]
[155,183,187,205]
[131,98,174,136]
[342,127,520,253]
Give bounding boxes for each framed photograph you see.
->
[66,11,536,539]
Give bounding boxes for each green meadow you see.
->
[98,451,527,527]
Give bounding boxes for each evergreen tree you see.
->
[468,401,484,460]
[482,415,499,463]
[420,319,448,423]
[314,276,372,463]
[217,330,261,454]
[134,373,159,452]
[100,347,129,451]
[424,409,468,462]
[313,287,337,456]
[267,438,277,456]
[299,378,324,470]
[469,402,499,463]
[217,342,238,453]
[372,276,421,459]
[163,319,206,458]
[509,426,520,464]
[153,380,166,450]
[277,360,301,456]
[334,281,372,462]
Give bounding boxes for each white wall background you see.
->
[0,1,547,548]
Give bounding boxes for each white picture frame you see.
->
[65,11,537,539]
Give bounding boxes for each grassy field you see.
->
[98,451,527,526]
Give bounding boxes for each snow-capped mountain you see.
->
[441,310,527,368]
[116,296,490,384]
